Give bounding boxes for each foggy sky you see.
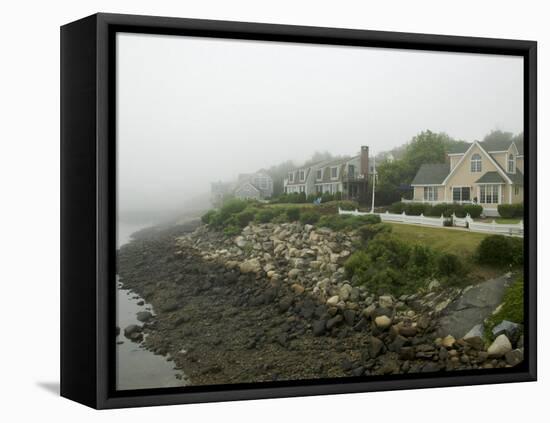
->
[116,32,523,216]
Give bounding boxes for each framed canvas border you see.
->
[60,13,537,409]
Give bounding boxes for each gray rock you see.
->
[463,324,485,350]
[343,309,356,326]
[313,320,327,336]
[136,311,153,322]
[492,320,523,344]
[123,324,142,338]
[504,349,524,366]
[367,336,385,358]
[326,314,343,330]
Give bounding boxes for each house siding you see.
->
[450,155,462,171]
[445,144,503,192]
[413,186,445,202]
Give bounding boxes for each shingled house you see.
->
[211,172,274,206]
[410,137,523,216]
[283,146,371,202]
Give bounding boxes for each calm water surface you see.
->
[116,221,188,390]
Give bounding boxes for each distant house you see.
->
[235,172,274,200]
[211,172,274,205]
[410,138,523,216]
[283,146,371,202]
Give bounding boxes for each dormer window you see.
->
[348,164,355,178]
[508,154,516,173]
[330,166,338,179]
[316,169,323,180]
[299,170,305,181]
[288,172,295,183]
[470,154,482,173]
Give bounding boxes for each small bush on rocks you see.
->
[300,210,321,225]
[222,225,241,236]
[286,207,301,222]
[255,208,278,223]
[201,209,217,224]
[357,223,392,242]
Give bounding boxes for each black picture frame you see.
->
[60,12,537,409]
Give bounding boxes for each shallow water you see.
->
[115,221,188,391]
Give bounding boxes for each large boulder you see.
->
[487,334,513,357]
[136,311,153,322]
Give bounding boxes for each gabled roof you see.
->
[447,143,471,154]
[442,141,513,185]
[410,163,450,185]
[234,181,260,193]
[475,172,506,184]
[507,169,524,185]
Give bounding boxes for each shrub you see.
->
[201,209,217,224]
[219,198,248,218]
[234,209,253,227]
[317,214,380,231]
[463,204,483,218]
[223,225,241,236]
[498,203,524,218]
[300,210,321,225]
[255,208,278,223]
[357,223,392,242]
[477,235,524,266]
[437,253,462,276]
[389,201,405,214]
[286,207,301,222]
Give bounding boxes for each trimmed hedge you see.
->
[477,235,523,267]
[498,203,524,219]
[389,201,483,218]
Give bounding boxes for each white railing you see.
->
[338,208,523,237]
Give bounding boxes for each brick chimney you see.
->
[360,146,369,177]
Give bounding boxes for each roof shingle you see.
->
[410,163,450,185]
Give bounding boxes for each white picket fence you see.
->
[338,208,524,237]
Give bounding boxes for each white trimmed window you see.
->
[288,172,294,182]
[348,164,355,178]
[316,169,323,180]
[423,186,438,201]
[508,154,516,173]
[299,170,305,181]
[331,167,338,179]
[452,187,471,202]
[471,154,482,172]
[480,185,499,204]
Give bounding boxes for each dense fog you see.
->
[116,32,523,223]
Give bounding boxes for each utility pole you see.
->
[370,154,376,213]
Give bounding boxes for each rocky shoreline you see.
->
[117,220,524,386]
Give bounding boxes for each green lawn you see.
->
[387,223,487,259]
